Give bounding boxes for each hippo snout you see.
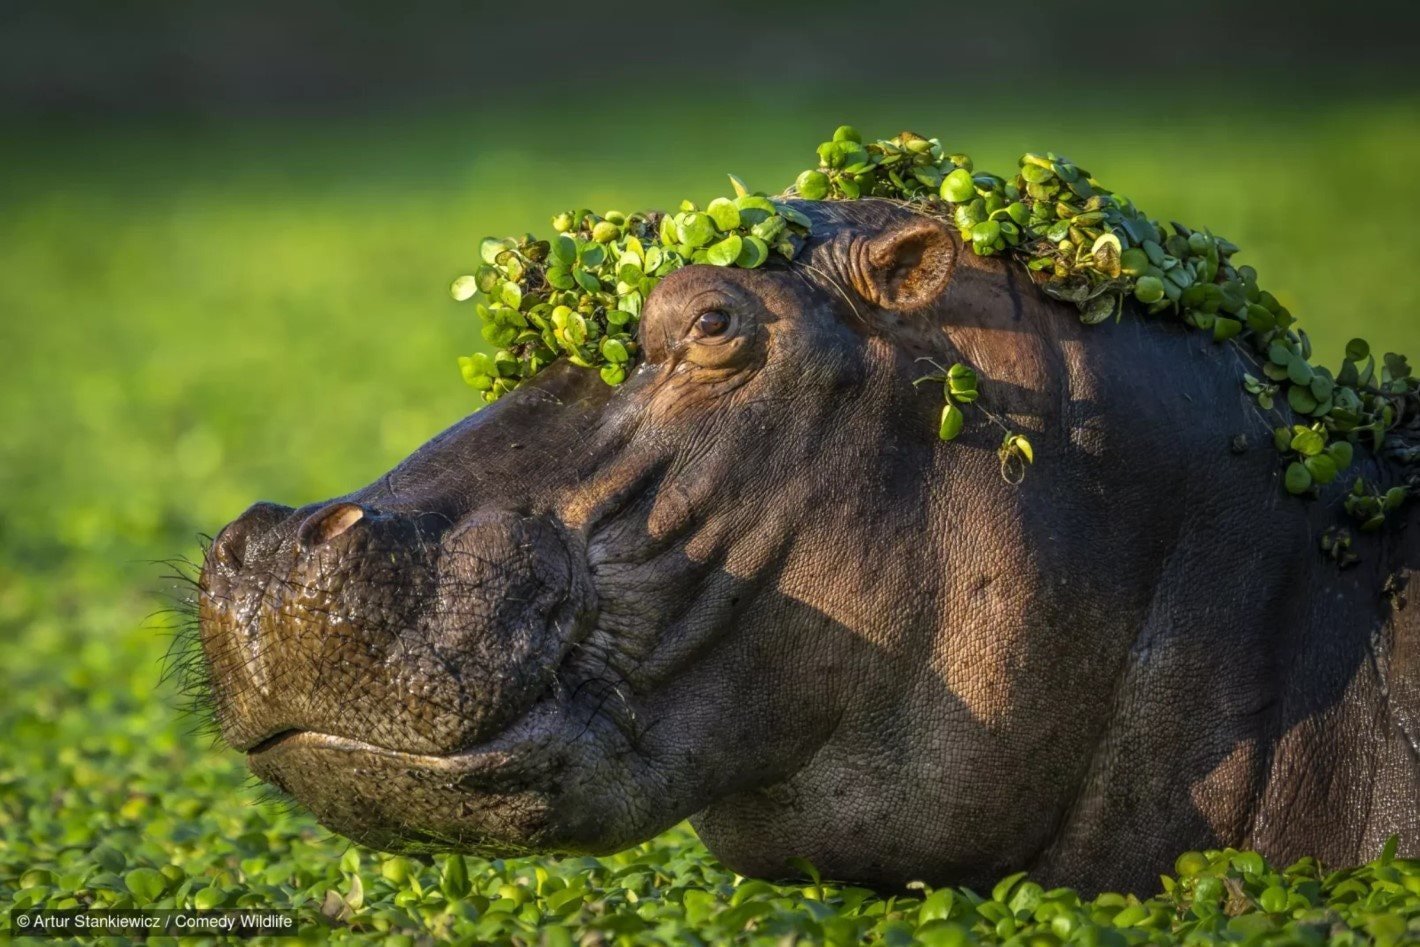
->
[198,499,596,763]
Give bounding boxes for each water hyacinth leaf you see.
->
[1006,434,1034,464]
[707,197,741,231]
[600,338,630,363]
[1212,316,1242,342]
[1290,428,1325,457]
[574,268,601,293]
[1080,293,1116,326]
[796,170,831,201]
[939,403,965,442]
[677,212,716,248]
[479,237,509,265]
[1327,440,1354,470]
[553,233,577,265]
[775,202,813,228]
[941,167,976,203]
[1285,462,1313,495]
[450,275,479,302]
[1305,453,1339,486]
[1288,385,1319,415]
[1090,233,1122,277]
[1119,247,1149,276]
[500,281,522,310]
[736,235,769,268]
[1286,356,1314,386]
[706,234,743,267]
[1133,276,1165,304]
[546,265,575,290]
[125,868,167,904]
[579,242,607,268]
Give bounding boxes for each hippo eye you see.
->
[695,309,730,338]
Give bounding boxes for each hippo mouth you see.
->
[196,497,613,853]
[238,696,603,854]
[244,727,515,767]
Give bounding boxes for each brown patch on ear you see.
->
[857,216,956,312]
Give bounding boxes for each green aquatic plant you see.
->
[453,191,809,400]
[452,126,1419,522]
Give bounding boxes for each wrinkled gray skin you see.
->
[199,199,1420,894]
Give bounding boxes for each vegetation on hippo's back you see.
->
[453,126,1420,531]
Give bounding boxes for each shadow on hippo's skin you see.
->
[187,509,1388,897]
[187,419,1391,896]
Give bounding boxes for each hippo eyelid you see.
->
[676,288,743,341]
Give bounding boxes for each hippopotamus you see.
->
[197,198,1420,895]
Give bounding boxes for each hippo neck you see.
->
[941,258,1417,884]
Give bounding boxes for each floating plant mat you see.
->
[452,126,1420,540]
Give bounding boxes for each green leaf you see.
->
[736,235,769,268]
[939,403,965,442]
[479,237,508,265]
[677,212,717,248]
[1305,453,1339,486]
[941,168,976,203]
[706,197,741,231]
[579,242,607,268]
[500,281,522,310]
[1286,356,1314,386]
[574,268,601,293]
[1346,338,1371,361]
[1133,276,1165,304]
[991,871,1028,905]
[450,275,479,302]
[1325,441,1355,472]
[1285,462,1313,495]
[795,170,830,201]
[553,233,577,265]
[1288,385,1319,415]
[1080,294,1117,325]
[1380,834,1400,866]
[546,265,575,290]
[706,234,743,267]
[1290,428,1326,457]
[1212,316,1242,342]
[441,855,470,900]
[125,867,167,904]
[601,338,630,363]
[727,173,750,198]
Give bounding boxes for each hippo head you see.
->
[197,197,1165,887]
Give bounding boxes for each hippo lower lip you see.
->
[246,729,517,772]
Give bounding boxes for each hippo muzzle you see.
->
[199,496,598,851]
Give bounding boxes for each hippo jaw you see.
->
[197,498,636,854]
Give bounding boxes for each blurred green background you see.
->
[3,0,1420,939]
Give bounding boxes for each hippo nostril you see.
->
[212,500,294,571]
[212,526,246,570]
[297,502,367,549]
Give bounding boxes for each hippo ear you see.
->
[858,217,956,312]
